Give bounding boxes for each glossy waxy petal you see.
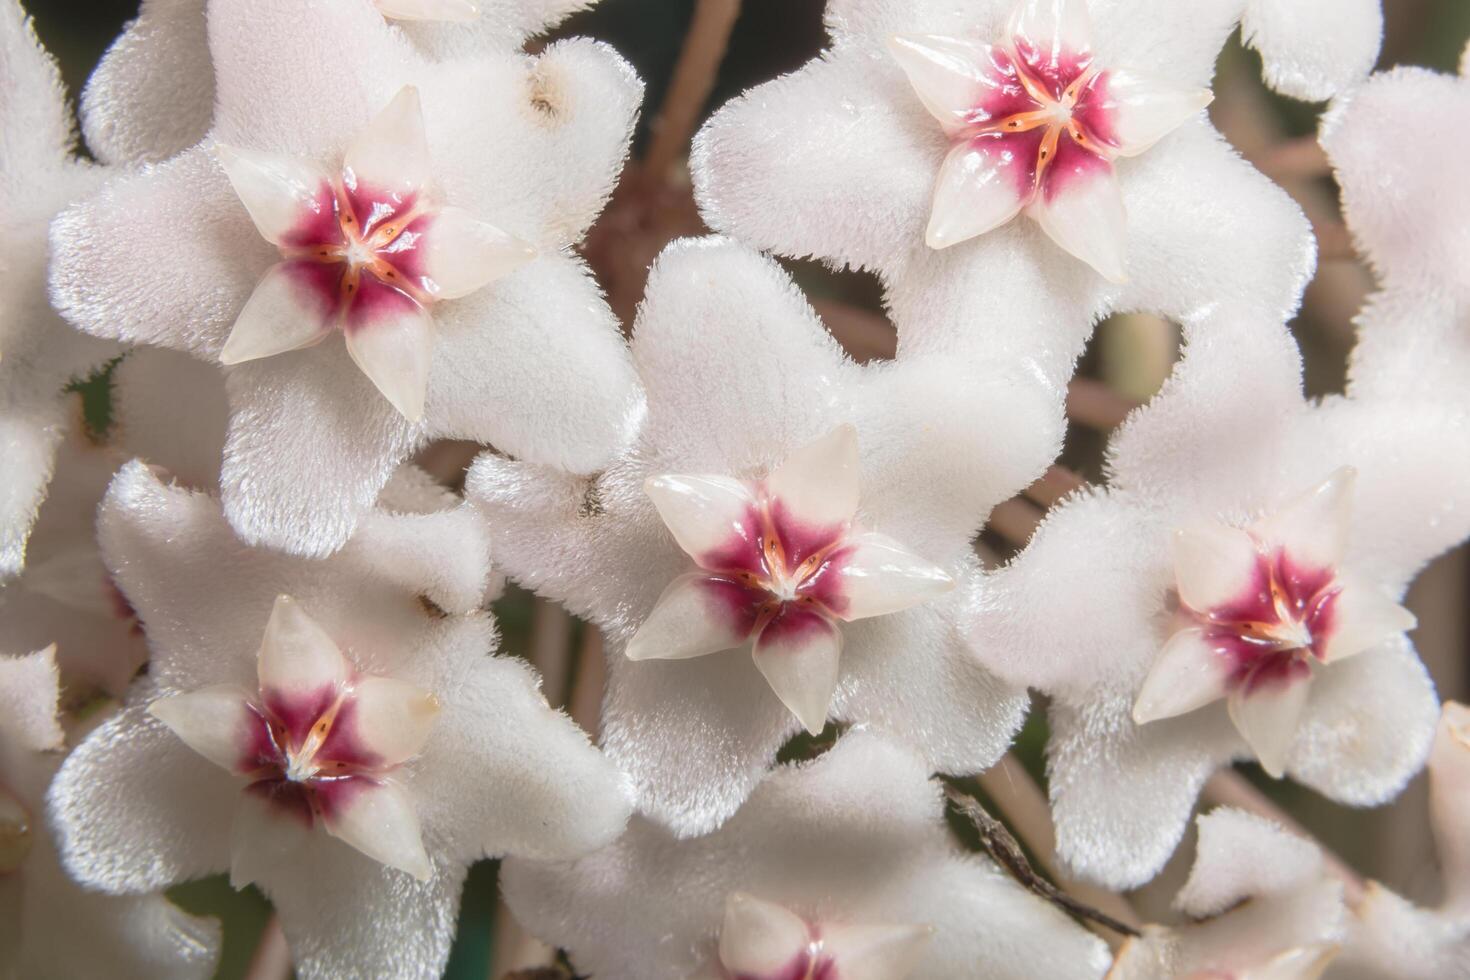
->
[1173,522,1262,615]
[1133,627,1233,724]
[831,531,953,621]
[343,86,432,200]
[1254,467,1355,573]
[322,778,432,881]
[420,206,535,300]
[373,0,480,22]
[752,609,841,735]
[1229,679,1312,779]
[717,893,811,978]
[925,138,1030,249]
[1317,580,1415,664]
[1094,68,1213,157]
[149,684,258,773]
[217,144,331,247]
[627,572,757,662]
[823,920,934,980]
[256,595,351,703]
[888,34,1004,135]
[644,474,760,568]
[766,424,860,535]
[342,297,434,422]
[343,675,440,768]
[220,262,335,365]
[1027,164,1127,282]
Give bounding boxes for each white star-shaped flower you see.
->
[1339,702,1470,979]
[968,317,1470,888]
[1109,808,1346,980]
[1320,42,1470,401]
[79,0,606,167]
[467,236,1057,834]
[0,1,120,579]
[0,646,221,979]
[47,462,631,979]
[50,0,644,558]
[503,732,1111,979]
[692,0,1318,389]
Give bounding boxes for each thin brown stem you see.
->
[945,785,1141,941]
[244,916,290,980]
[638,0,743,190]
[988,497,1046,547]
[1066,378,1139,430]
[1256,136,1331,182]
[568,627,605,736]
[1201,769,1367,907]
[1023,465,1087,509]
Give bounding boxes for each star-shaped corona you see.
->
[890,0,1213,281]
[149,594,440,882]
[217,85,534,421]
[715,893,932,980]
[1133,468,1417,778]
[372,0,479,21]
[628,425,954,735]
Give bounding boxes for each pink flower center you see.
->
[236,682,384,826]
[727,938,837,980]
[1186,547,1342,695]
[695,488,854,642]
[961,36,1119,202]
[277,173,437,332]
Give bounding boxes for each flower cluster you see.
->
[1,0,1467,977]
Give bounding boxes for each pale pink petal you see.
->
[766,424,860,535]
[342,301,435,422]
[1133,627,1234,724]
[343,86,431,200]
[717,893,811,977]
[626,573,754,662]
[1430,701,1470,914]
[1317,580,1415,664]
[219,263,335,365]
[322,779,432,881]
[887,34,1004,135]
[1229,680,1312,779]
[752,610,842,735]
[925,138,1030,249]
[1089,68,1212,157]
[830,531,953,621]
[228,782,313,890]
[1173,522,1262,614]
[256,595,351,700]
[1027,166,1127,282]
[420,207,535,301]
[643,474,760,565]
[343,675,440,768]
[216,144,331,246]
[148,685,258,773]
[1008,0,1093,64]
[1254,467,1355,572]
[823,921,935,980]
[373,0,480,21]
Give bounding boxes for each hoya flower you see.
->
[81,0,605,166]
[693,0,1313,385]
[0,646,221,979]
[1340,702,1470,980]
[969,319,1470,887]
[48,462,631,979]
[51,0,643,558]
[0,1,119,579]
[1109,808,1346,979]
[1238,0,1383,102]
[468,237,1056,834]
[503,732,1111,979]
[630,425,955,734]
[1320,44,1470,400]
[0,424,145,698]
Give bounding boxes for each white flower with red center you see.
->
[967,320,1470,889]
[150,595,440,880]
[1109,808,1346,980]
[0,646,221,979]
[889,0,1212,279]
[1132,467,1416,778]
[630,425,955,734]
[503,733,1109,979]
[217,85,534,421]
[469,238,1053,835]
[714,893,931,980]
[693,0,1318,394]
[48,462,632,980]
[51,0,644,559]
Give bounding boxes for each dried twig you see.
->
[638,0,743,190]
[945,785,1141,939]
